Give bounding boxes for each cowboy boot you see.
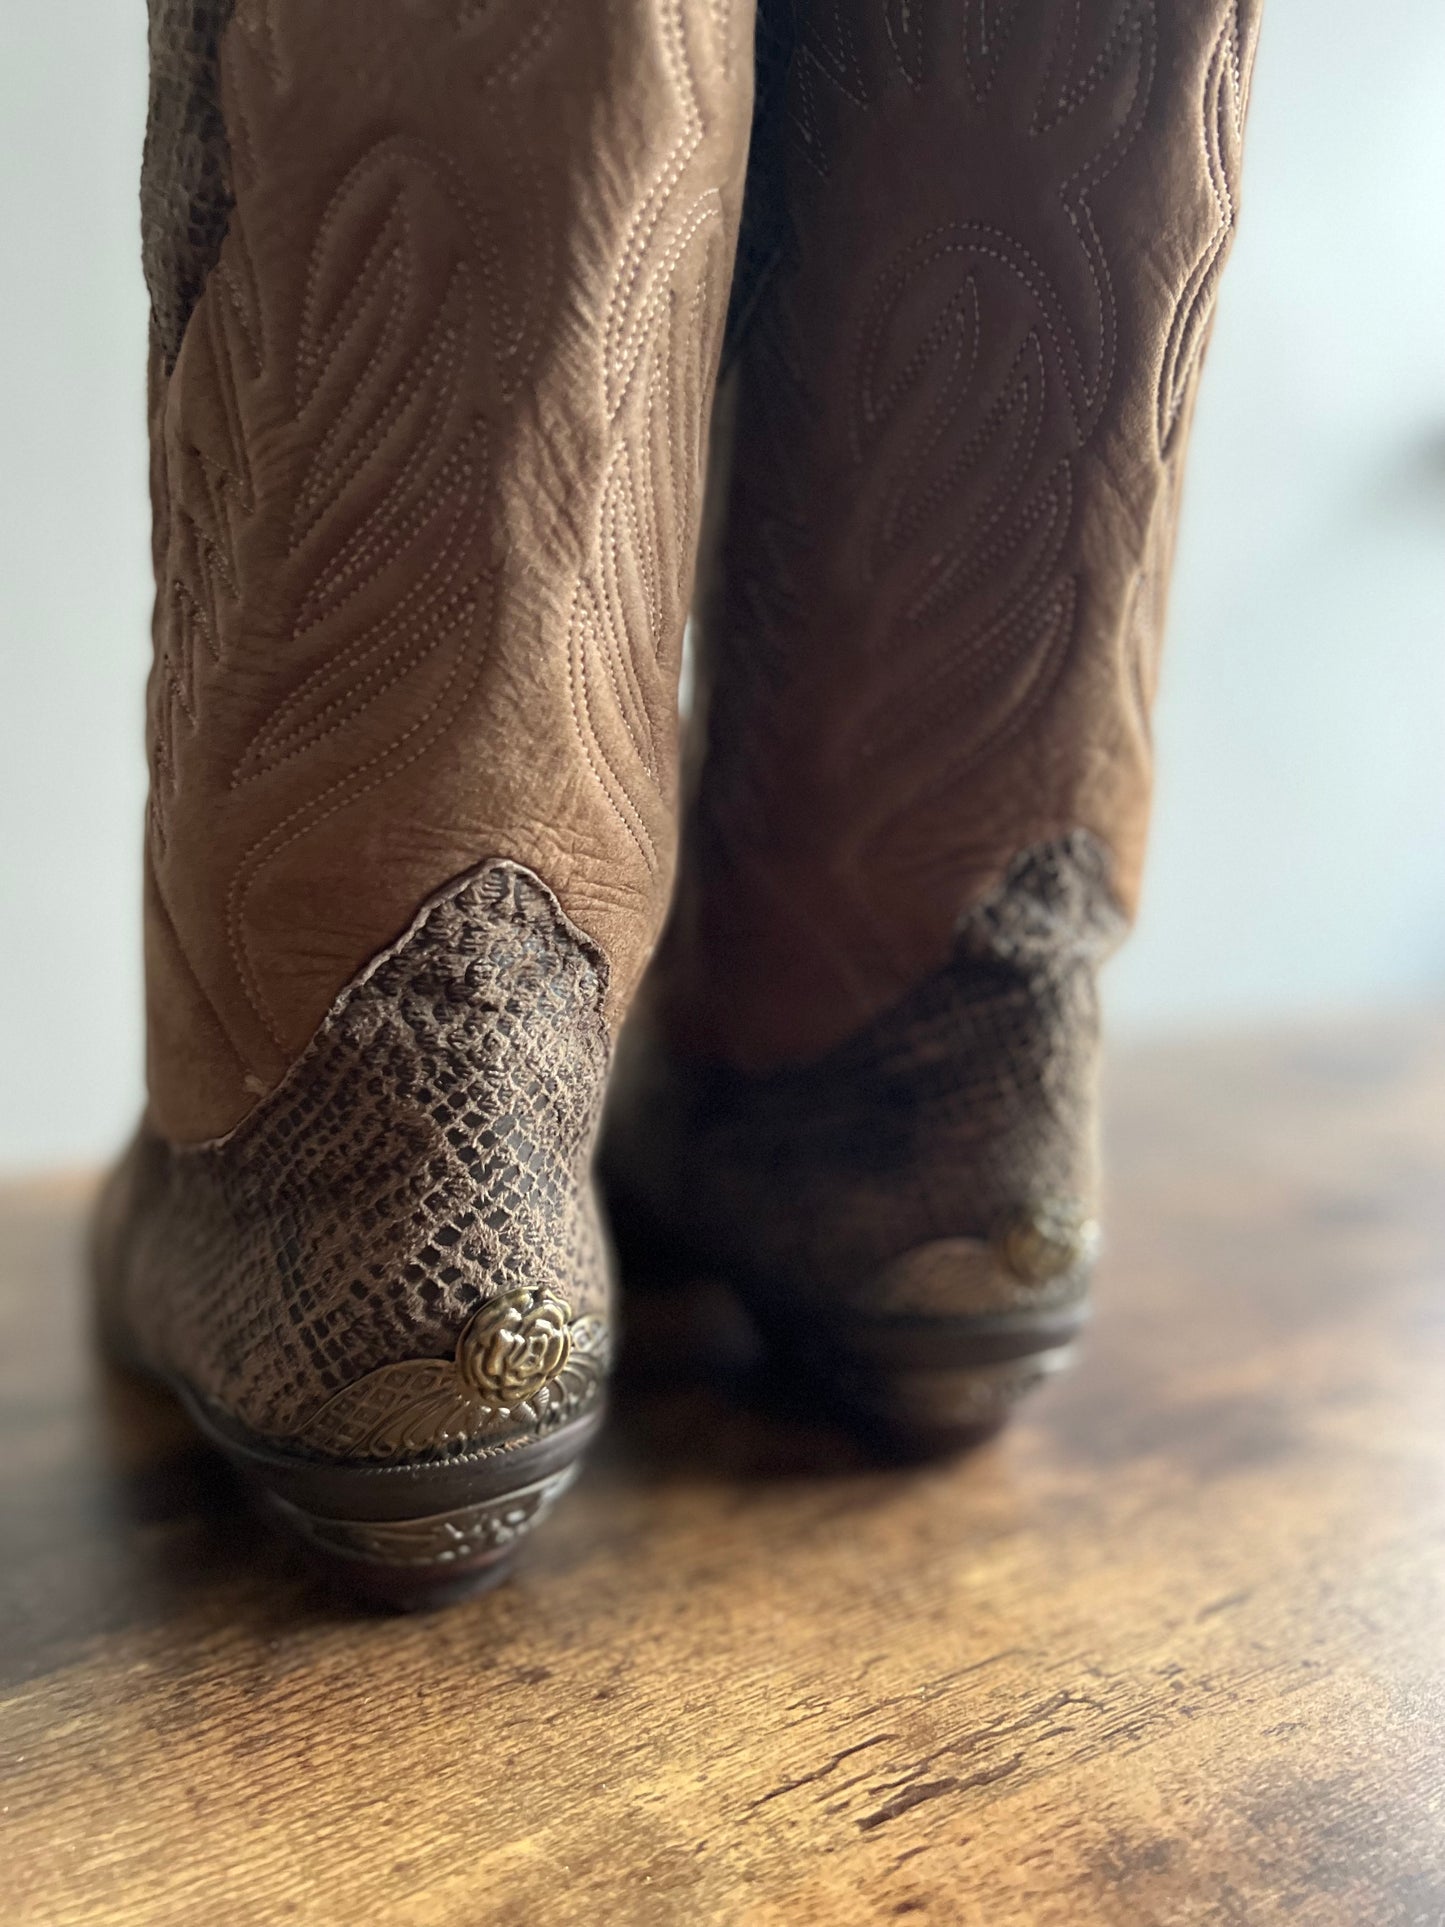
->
[602,0,1261,1450]
[94,0,753,1602]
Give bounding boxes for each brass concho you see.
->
[459,1288,574,1404]
[847,1198,1100,1320]
[292,1289,607,1463]
[996,1199,1100,1285]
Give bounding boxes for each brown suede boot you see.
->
[95,0,753,1601]
[602,0,1261,1450]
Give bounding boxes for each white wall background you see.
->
[1108,0,1445,1033]
[2,0,1443,1172]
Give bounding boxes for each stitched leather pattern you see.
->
[142,0,754,1140]
[655,0,1259,1070]
[103,862,612,1447]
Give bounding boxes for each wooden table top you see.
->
[3,1014,1443,1926]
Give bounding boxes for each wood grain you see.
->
[3,1016,1444,1926]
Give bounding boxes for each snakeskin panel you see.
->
[105,862,613,1449]
[605,833,1124,1315]
[141,0,235,368]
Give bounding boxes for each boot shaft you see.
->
[142,0,755,1142]
[661,0,1262,1068]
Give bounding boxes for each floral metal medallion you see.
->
[292,1289,608,1463]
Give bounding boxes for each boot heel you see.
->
[809,1320,1084,1458]
[178,1388,602,1611]
[259,1466,581,1610]
[741,1233,1093,1459]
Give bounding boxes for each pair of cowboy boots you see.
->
[96,0,1259,1604]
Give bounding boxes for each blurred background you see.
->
[2,0,1443,1173]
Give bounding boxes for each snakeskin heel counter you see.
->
[96,862,614,1603]
[602,837,1123,1453]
